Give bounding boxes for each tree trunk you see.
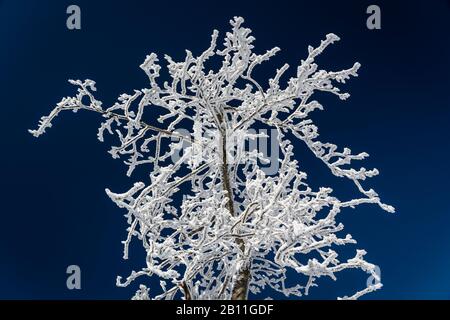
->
[218,115,251,300]
[230,238,251,300]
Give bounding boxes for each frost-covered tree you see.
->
[30,17,394,300]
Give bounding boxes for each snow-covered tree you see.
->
[30,17,394,300]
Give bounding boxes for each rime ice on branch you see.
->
[30,16,394,300]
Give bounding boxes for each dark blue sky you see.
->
[0,0,449,299]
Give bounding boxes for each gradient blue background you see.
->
[0,0,449,299]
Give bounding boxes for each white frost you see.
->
[30,17,394,300]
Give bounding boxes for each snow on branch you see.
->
[30,16,394,300]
